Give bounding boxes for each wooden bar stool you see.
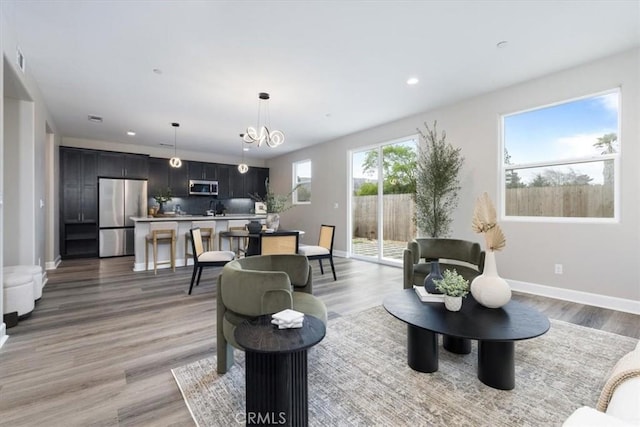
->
[145,221,178,274]
[185,220,216,265]
[218,220,249,257]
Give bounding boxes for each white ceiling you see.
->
[3,1,639,160]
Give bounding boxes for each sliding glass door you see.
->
[350,136,417,263]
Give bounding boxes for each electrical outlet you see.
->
[334,203,339,209]
[554,264,563,275]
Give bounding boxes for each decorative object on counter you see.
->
[169,122,182,168]
[433,269,469,312]
[242,92,285,148]
[153,187,172,214]
[266,213,280,231]
[415,120,464,238]
[249,178,300,231]
[246,220,262,234]
[470,192,510,308]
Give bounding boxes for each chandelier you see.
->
[238,133,249,174]
[169,122,182,168]
[242,92,285,148]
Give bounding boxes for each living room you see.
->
[1,1,639,425]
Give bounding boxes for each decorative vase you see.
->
[247,220,262,234]
[265,213,280,231]
[423,260,443,294]
[157,202,165,214]
[470,251,511,308]
[444,295,462,312]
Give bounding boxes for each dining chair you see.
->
[298,224,337,280]
[259,231,299,255]
[188,227,236,294]
[184,220,216,265]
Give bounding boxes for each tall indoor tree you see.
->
[415,121,464,237]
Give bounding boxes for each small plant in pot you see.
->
[433,269,469,312]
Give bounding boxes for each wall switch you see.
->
[554,264,563,274]
[334,203,339,209]
[40,199,45,208]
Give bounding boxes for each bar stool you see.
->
[185,221,216,265]
[145,221,178,274]
[219,220,249,257]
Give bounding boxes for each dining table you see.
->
[245,230,305,256]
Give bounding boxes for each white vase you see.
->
[470,251,511,308]
[444,295,462,311]
[266,213,280,231]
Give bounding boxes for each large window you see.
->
[502,89,620,220]
[293,160,311,204]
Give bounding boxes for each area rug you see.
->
[172,306,637,427]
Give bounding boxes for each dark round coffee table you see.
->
[383,289,550,390]
[235,314,326,426]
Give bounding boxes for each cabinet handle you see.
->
[124,168,128,176]
[78,213,81,221]
[81,213,84,221]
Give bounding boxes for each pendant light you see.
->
[238,133,249,174]
[242,92,285,148]
[169,122,182,168]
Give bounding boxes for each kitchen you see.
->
[60,146,269,271]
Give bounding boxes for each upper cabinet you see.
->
[169,162,189,197]
[188,161,218,180]
[245,167,269,198]
[148,157,188,197]
[97,152,149,179]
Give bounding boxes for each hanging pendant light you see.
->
[242,92,284,148]
[238,133,249,174]
[169,122,182,168]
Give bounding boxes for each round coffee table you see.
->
[235,314,325,426]
[383,289,550,390]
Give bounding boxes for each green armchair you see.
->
[216,254,328,374]
[403,238,485,289]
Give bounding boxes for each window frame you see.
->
[500,88,621,223]
[292,159,312,205]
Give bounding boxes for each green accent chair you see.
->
[403,238,485,289]
[217,254,328,374]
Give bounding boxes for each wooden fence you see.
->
[352,194,416,241]
[505,185,614,217]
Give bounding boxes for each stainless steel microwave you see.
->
[189,179,219,196]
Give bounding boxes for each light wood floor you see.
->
[0,256,637,426]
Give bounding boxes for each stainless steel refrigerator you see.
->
[99,178,147,257]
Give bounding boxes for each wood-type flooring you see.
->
[0,256,637,426]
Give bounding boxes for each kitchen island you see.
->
[130,215,266,272]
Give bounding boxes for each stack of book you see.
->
[271,309,305,329]
[413,285,445,303]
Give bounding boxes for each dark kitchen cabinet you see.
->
[148,157,188,197]
[245,167,269,198]
[148,157,170,197]
[97,152,148,179]
[60,147,98,258]
[229,166,246,198]
[169,162,189,197]
[188,161,218,180]
[216,164,231,198]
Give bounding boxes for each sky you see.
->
[504,91,619,184]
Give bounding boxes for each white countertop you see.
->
[130,214,267,222]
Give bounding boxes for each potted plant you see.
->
[249,178,300,231]
[433,269,469,311]
[153,187,172,214]
[415,121,465,289]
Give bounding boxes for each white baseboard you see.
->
[509,279,640,315]
[42,271,48,289]
[0,324,7,349]
[45,256,61,270]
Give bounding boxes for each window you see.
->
[293,160,311,204]
[502,89,619,220]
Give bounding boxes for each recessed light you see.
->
[88,115,103,123]
[126,130,136,136]
[496,41,508,49]
[407,77,419,85]
[243,147,250,152]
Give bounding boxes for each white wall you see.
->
[268,48,640,304]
